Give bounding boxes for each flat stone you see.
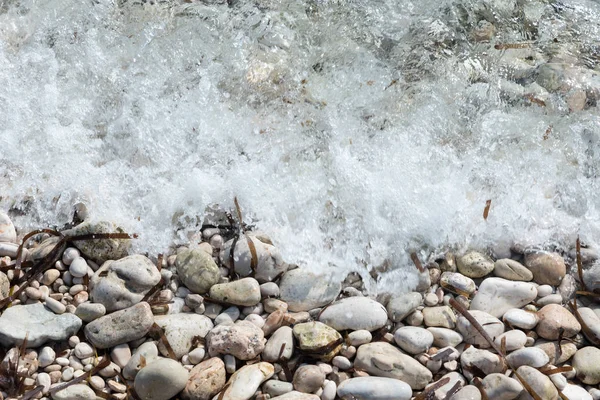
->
[154,313,213,359]
[318,297,387,332]
[456,251,494,278]
[470,278,537,318]
[218,362,274,400]
[481,373,522,400]
[293,322,342,361]
[220,236,288,282]
[279,269,341,312]
[387,292,422,322]
[427,327,464,348]
[573,347,600,385]
[134,358,189,400]
[176,248,220,294]
[84,302,153,349]
[502,308,538,330]
[51,384,96,400]
[423,306,457,328]
[393,327,434,354]
[515,366,558,400]
[456,310,504,348]
[337,377,412,400]
[263,326,294,362]
[0,303,82,347]
[536,304,580,340]
[123,342,159,380]
[75,302,106,322]
[460,346,504,376]
[440,272,476,297]
[524,251,566,286]
[90,254,161,312]
[0,212,16,243]
[207,320,265,360]
[506,347,549,368]
[209,278,261,306]
[493,259,533,281]
[181,357,226,400]
[354,342,432,390]
[63,220,131,262]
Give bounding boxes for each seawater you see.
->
[1,0,599,292]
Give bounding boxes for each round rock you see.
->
[134,358,189,400]
[573,346,600,384]
[279,269,341,312]
[176,248,220,294]
[293,365,325,394]
[456,251,494,278]
[393,327,434,355]
[318,297,387,332]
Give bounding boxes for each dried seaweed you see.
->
[543,125,552,140]
[539,366,573,375]
[410,252,425,273]
[278,343,293,381]
[483,199,491,220]
[149,323,177,360]
[141,278,165,303]
[472,377,489,400]
[442,381,462,400]
[576,237,586,291]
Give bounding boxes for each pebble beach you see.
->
[1,208,600,400]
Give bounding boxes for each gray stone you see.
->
[62,220,131,262]
[207,320,265,360]
[176,248,220,294]
[470,278,537,318]
[90,254,161,312]
[493,259,533,281]
[0,303,82,347]
[354,342,432,390]
[263,380,294,397]
[279,269,341,312]
[209,278,261,306]
[386,292,422,322]
[394,327,434,354]
[51,384,96,400]
[481,373,522,400]
[123,342,159,380]
[84,302,153,349]
[427,327,463,348]
[456,310,504,348]
[318,297,387,332]
[0,212,16,243]
[134,358,189,400]
[75,302,106,322]
[337,377,412,400]
[154,313,213,359]
[263,326,294,362]
[460,346,504,377]
[220,236,288,282]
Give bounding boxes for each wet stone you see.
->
[279,269,341,312]
[84,302,153,349]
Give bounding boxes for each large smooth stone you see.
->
[354,342,432,390]
[85,302,153,349]
[134,358,189,400]
[51,384,96,400]
[176,248,220,294]
[515,365,558,400]
[263,326,294,362]
[181,358,226,400]
[279,269,341,312]
[337,377,412,400]
[387,292,422,322]
[456,310,504,348]
[493,259,533,281]
[154,314,213,359]
[470,278,537,318]
[218,362,274,400]
[573,347,600,385]
[456,251,494,278]
[460,346,504,376]
[209,278,261,306]
[207,320,265,360]
[536,304,580,340]
[393,327,434,354]
[0,212,16,243]
[481,373,523,400]
[524,251,566,286]
[123,342,160,380]
[502,308,538,330]
[220,236,288,282]
[62,220,131,262]
[90,254,161,312]
[427,327,463,348]
[506,347,549,368]
[0,303,82,347]
[318,297,387,332]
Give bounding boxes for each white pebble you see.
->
[39,347,56,367]
[69,336,81,348]
[348,330,372,346]
[69,257,88,278]
[89,376,105,390]
[55,357,70,367]
[332,356,352,370]
[74,342,93,359]
[537,285,553,298]
[244,313,265,328]
[36,372,51,394]
[62,248,80,266]
[188,348,206,364]
[62,367,74,382]
[111,344,131,369]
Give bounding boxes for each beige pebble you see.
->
[40,269,59,286]
[108,380,127,393]
[536,304,580,340]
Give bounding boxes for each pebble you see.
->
[393,327,434,354]
[123,342,160,380]
[154,313,213,359]
[481,373,523,400]
[293,322,342,360]
[220,236,287,282]
[41,269,61,286]
[264,380,294,397]
[337,377,412,400]
[293,365,325,393]
[62,247,81,266]
[207,320,265,360]
[440,272,476,297]
[0,212,17,243]
[423,306,457,328]
[427,327,464,348]
[537,293,563,306]
[182,357,226,400]
[502,308,538,330]
[0,271,9,301]
[516,365,558,400]
[45,296,66,314]
[535,340,577,364]
[576,307,600,344]
[74,342,94,359]
[215,306,241,325]
[493,258,533,281]
[347,330,372,346]
[0,303,81,347]
[536,304,581,340]
[75,302,106,322]
[494,329,527,351]
[263,326,294,362]
[36,372,51,394]
[456,310,504,348]
[460,346,504,376]
[506,346,549,368]
[470,278,537,318]
[176,248,221,294]
[562,384,593,400]
[111,343,131,368]
[279,269,341,312]
[456,251,494,278]
[387,292,422,322]
[260,282,280,298]
[354,342,432,390]
[134,358,189,400]
[245,313,265,328]
[573,347,600,385]
[209,277,261,306]
[217,362,274,400]
[90,254,161,312]
[63,220,131,261]
[524,251,566,286]
[51,384,96,400]
[318,296,387,332]
[537,285,553,298]
[39,346,56,367]
[68,257,88,278]
[84,302,154,348]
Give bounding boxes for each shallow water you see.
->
[1,0,599,292]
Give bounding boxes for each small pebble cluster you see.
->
[1,209,600,400]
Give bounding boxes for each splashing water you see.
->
[1,0,600,292]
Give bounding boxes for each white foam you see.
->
[1,0,599,293]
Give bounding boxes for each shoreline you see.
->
[0,210,599,400]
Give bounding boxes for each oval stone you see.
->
[279,269,341,312]
[536,304,580,340]
[503,308,538,330]
[218,362,274,400]
[209,278,261,306]
[456,310,504,348]
[524,251,566,286]
[84,302,153,349]
[393,327,434,355]
[176,248,220,294]
[456,251,494,278]
[387,292,422,322]
[493,259,533,281]
[134,358,189,400]
[318,297,387,332]
[337,377,412,400]
[470,278,537,318]
[573,347,600,385]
